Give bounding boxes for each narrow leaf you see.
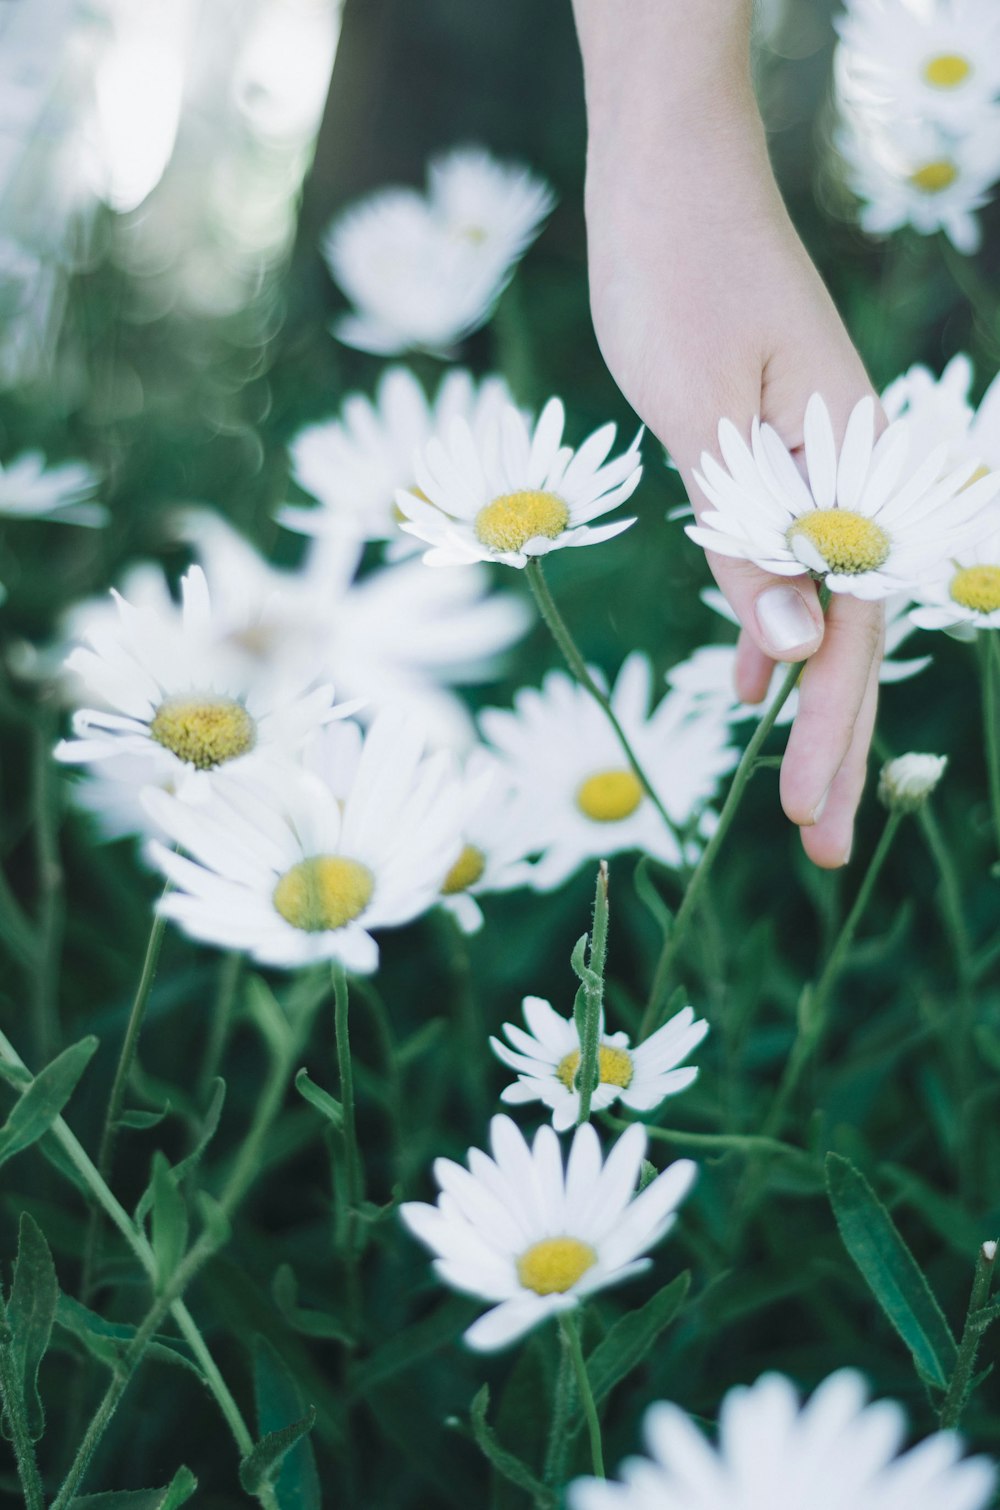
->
[585,1271,690,1409]
[293,1069,343,1130]
[253,1337,321,1510]
[469,1386,555,1508]
[239,1408,317,1496]
[826,1153,957,1389]
[69,1464,197,1508]
[119,1106,170,1131]
[135,1078,226,1222]
[0,1037,98,1169]
[5,1213,58,1440]
[54,1295,202,1379]
[246,975,293,1057]
[149,1154,188,1294]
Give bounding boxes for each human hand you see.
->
[574,1,883,868]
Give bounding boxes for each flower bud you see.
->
[878,753,947,814]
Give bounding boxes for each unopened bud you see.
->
[878,753,947,814]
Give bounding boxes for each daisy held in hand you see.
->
[491,996,708,1131]
[400,1114,695,1351]
[686,394,1000,599]
[569,1368,996,1510]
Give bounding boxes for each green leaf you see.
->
[119,1106,170,1131]
[54,1295,203,1379]
[293,1069,343,1130]
[4,1212,58,1440]
[826,1153,957,1389]
[633,857,673,935]
[349,1297,471,1397]
[395,1018,447,1068]
[69,1465,197,1508]
[252,1337,321,1510]
[239,1407,317,1497]
[149,1154,188,1294]
[246,975,293,1057]
[272,1265,353,1344]
[585,1271,690,1410]
[0,1037,98,1169]
[135,1079,226,1223]
[468,1386,555,1508]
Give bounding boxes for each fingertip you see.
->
[753,583,824,662]
[800,815,854,869]
[733,633,774,705]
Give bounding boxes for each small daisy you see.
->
[686,393,1000,600]
[400,1115,696,1351]
[479,655,737,890]
[280,366,517,550]
[0,452,106,526]
[911,521,1000,631]
[322,146,553,355]
[883,354,1000,472]
[835,108,1000,253]
[491,996,708,1131]
[143,714,462,972]
[836,0,1000,125]
[666,589,930,725]
[397,397,641,568]
[569,1369,995,1510]
[436,749,536,933]
[53,564,350,802]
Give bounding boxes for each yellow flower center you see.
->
[909,159,959,194]
[474,490,570,554]
[441,843,486,895]
[556,1045,634,1092]
[787,509,891,576]
[149,696,257,769]
[575,769,644,822]
[516,1236,597,1296]
[922,53,972,89]
[950,565,1000,614]
[272,856,374,932]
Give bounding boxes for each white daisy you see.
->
[686,393,1000,600]
[910,520,1000,630]
[569,1369,995,1510]
[666,589,930,725]
[142,714,462,973]
[491,997,708,1132]
[835,107,1000,253]
[397,397,641,568]
[879,751,948,812]
[400,1115,696,1351]
[0,452,105,526]
[883,354,1000,472]
[53,564,350,803]
[835,0,1000,126]
[479,655,737,891]
[322,146,553,355]
[436,749,536,933]
[280,366,517,550]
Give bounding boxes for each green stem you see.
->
[602,1114,804,1159]
[52,1230,220,1507]
[30,719,63,1065]
[525,559,680,843]
[0,1333,46,1510]
[82,900,169,1305]
[542,1324,575,1486]
[0,1026,272,1503]
[576,862,610,1124]
[561,1313,603,1479]
[332,962,364,1324]
[639,654,805,1038]
[939,1242,997,1430]
[434,909,485,1112]
[981,634,1000,861]
[198,950,243,1104]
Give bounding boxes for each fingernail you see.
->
[755,586,819,655]
[810,788,830,825]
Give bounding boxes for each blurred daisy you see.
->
[911,520,1000,631]
[491,996,708,1131]
[686,394,1000,599]
[666,589,930,725]
[400,1115,696,1351]
[836,0,1000,124]
[836,110,1000,253]
[397,397,641,568]
[0,452,105,526]
[883,354,1000,472]
[54,564,348,803]
[569,1368,995,1510]
[143,715,461,972]
[281,366,516,550]
[322,146,553,355]
[479,655,737,890]
[437,749,535,933]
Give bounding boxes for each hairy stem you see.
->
[939,1242,997,1430]
[0,1331,46,1510]
[561,1312,604,1479]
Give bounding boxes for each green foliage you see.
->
[0,1037,97,1169]
[68,1466,198,1509]
[584,1272,690,1411]
[3,1214,58,1441]
[148,1154,189,1295]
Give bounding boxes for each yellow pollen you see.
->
[964,465,992,489]
[787,509,891,576]
[923,53,972,89]
[949,565,1000,614]
[516,1236,597,1296]
[272,856,374,932]
[441,843,487,895]
[474,490,570,554]
[909,159,959,193]
[556,1045,634,1092]
[150,696,256,769]
[576,769,644,822]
